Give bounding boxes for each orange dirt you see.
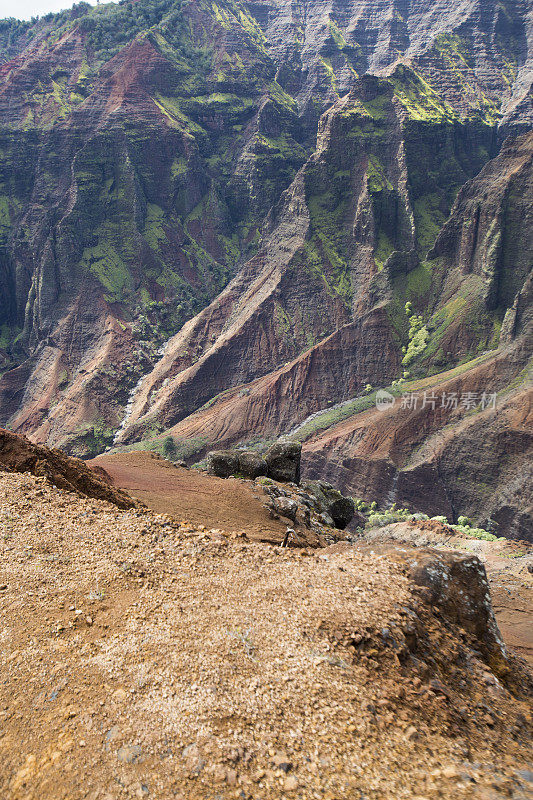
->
[91,451,298,545]
[1,470,532,800]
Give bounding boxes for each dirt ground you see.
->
[91,452,293,543]
[1,470,532,800]
[93,453,533,668]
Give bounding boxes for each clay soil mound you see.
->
[0,429,136,509]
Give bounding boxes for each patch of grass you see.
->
[290,387,403,442]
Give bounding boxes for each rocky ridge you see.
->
[0,427,136,508]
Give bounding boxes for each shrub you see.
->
[162,435,177,459]
[368,512,396,527]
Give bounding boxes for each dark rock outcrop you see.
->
[406,549,508,676]
[302,480,356,529]
[264,440,302,484]
[206,450,240,479]
[238,451,268,479]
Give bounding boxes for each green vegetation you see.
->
[0,17,34,62]
[303,183,353,304]
[389,65,456,123]
[402,304,429,366]
[118,432,209,462]
[432,34,501,124]
[363,503,501,541]
[374,230,394,271]
[290,387,404,443]
[0,323,16,349]
[69,420,115,457]
[162,434,178,459]
[80,225,134,304]
[413,193,447,254]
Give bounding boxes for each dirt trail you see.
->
[91,451,292,544]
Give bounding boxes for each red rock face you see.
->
[0,0,531,534]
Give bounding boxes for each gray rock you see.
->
[265,440,301,483]
[238,451,268,479]
[117,744,143,764]
[206,450,239,478]
[301,480,329,512]
[302,480,355,528]
[270,497,298,522]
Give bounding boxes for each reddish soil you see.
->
[92,454,533,668]
[1,470,532,800]
[91,451,297,545]
[0,428,135,509]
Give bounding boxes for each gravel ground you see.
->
[0,471,532,800]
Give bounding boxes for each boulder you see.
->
[405,549,508,675]
[238,451,268,479]
[270,497,298,522]
[301,480,355,529]
[327,493,356,529]
[265,441,302,483]
[206,450,239,478]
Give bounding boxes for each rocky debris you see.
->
[91,451,330,549]
[0,470,532,800]
[260,477,358,537]
[268,496,298,522]
[264,440,302,484]
[302,480,357,529]
[0,429,136,510]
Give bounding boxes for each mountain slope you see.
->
[0,0,531,534]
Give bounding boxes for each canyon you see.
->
[0,0,531,535]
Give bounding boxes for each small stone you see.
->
[213,766,226,783]
[117,744,143,764]
[272,755,293,773]
[284,775,298,791]
[442,766,459,779]
[226,768,237,786]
